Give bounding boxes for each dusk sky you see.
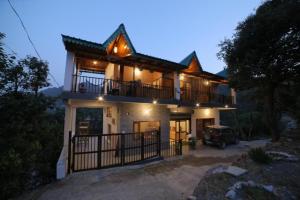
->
[1,0,262,86]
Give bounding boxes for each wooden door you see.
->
[196,118,215,139]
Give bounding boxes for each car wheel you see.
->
[219,141,226,149]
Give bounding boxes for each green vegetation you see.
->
[218,0,300,141]
[248,148,272,164]
[0,33,63,199]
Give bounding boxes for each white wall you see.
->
[63,51,75,91]
[191,108,220,137]
[103,104,119,134]
[119,103,170,142]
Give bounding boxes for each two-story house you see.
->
[56,24,236,179]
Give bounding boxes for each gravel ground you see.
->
[19,140,268,200]
[193,130,300,200]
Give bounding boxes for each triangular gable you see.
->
[103,24,136,57]
[180,51,203,73]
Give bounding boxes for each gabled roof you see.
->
[180,51,202,71]
[102,24,136,54]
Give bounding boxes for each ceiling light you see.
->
[93,60,98,65]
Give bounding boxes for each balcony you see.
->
[72,75,174,100]
[180,88,233,105]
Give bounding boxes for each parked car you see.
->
[203,125,239,149]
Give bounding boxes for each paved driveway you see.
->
[23,140,269,200]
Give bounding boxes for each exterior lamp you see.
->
[93,60,98,65]
[153,100,157,104]
[98,96,104,101]
[124,44,128,49]
[113,46,118,53]
[204,80,209,86]
[196,103,200,107]
[225,104,229,108]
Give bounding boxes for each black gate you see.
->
[68,130,181,173]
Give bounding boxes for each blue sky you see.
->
[0,0,262,86]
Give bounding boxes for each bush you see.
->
[248,148,272,164]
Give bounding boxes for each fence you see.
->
[68,131,182,173]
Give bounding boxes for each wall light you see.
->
[98,96,103,101]
[196,103,200,107]
[93,60,98,65]
[225,104,229,108]
[153,100,157,104]
[135,67,141,76]
[204,80,210,86]
[113,46,118,53]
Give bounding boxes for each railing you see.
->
[68,130,182,173]
[72,75,174,99]
[180,88,233,105]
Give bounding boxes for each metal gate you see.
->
[68,130,182,173]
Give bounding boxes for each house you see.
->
[56,24,236,179]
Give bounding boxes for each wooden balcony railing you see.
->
[72,75,174,99]
[180,88,233,105]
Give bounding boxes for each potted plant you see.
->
[188,137,197,150]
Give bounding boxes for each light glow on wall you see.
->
[180,74,184,80]
[204,108,210,116]
[135,67,141,76]
[144,108,151,116]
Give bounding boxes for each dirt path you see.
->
[22,140,268,200]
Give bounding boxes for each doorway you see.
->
[196,118,215,139]
[170,119,190,141]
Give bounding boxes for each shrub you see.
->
[248,148,272,164]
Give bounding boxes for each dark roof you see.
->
[62,34,104,50]
[135,53,186,70]
[216,69,228,78]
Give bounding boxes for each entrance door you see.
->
[170,119,190,141]
[196,118,215,139]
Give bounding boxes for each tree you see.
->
[0,33,63,199]
[218,0,300,141]
[19,56,50,96]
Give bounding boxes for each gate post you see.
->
[141,132,144,160]
[179,139,183,155]
[121,134,125,165]
[67,131,72,174]
[157,130,161,157]
[97,135,102,169]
